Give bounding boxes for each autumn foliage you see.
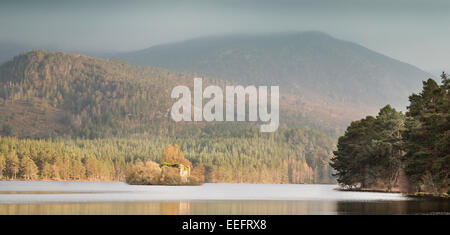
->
[161,144,192,168]
[125,144,203,185]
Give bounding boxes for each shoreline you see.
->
[335,187,401,193]
[0,179,334,185]
[2,180,449,199]
[336,187,449,199]
[406,192,450,200]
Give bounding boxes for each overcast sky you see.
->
[0,0,449,71]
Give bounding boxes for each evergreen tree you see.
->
[331,105,404,190]
[403,73,449,193]
[20,156,39,180]
[6,151,19,179]
[0,153,5,179]
[372,105,404,190]
[331,116,377,188]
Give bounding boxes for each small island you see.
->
[125,144,204,185]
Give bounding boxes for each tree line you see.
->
[331,73,449,195]
[0,127,335,183]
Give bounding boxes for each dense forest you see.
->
[0,50,338,183]
[331,73,449,195]
[0,50,347,138]
[0,127,335,183]
[0,50,206,139]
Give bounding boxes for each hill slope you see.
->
[0,50,208,138]
[117,31,430,110]
[0,50,334,137]
[0,51,337,183]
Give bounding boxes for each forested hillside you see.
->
[0,50,337,183]
[0,50,233,138]
[116,32,431,133]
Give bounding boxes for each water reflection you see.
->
[0,182,448,215]
[1,200,447,215]
[0,200,331,215]
[336,200,450,215]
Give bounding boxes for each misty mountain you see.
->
[116,32,431,110]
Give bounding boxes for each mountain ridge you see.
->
[116,31,431,111]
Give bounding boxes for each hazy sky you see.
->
[0,0,449,71]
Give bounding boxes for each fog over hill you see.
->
[116,32,431,111]
[0,31,435,137]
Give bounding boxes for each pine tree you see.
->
[330,116,376,188]
[6,151,19,179]
[20,156,39,180]
[372,105,404,190]
[331,105,404,189]
[0,153,5,179]
[403,74,449,193]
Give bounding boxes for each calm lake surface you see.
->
[0,181,448,215]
